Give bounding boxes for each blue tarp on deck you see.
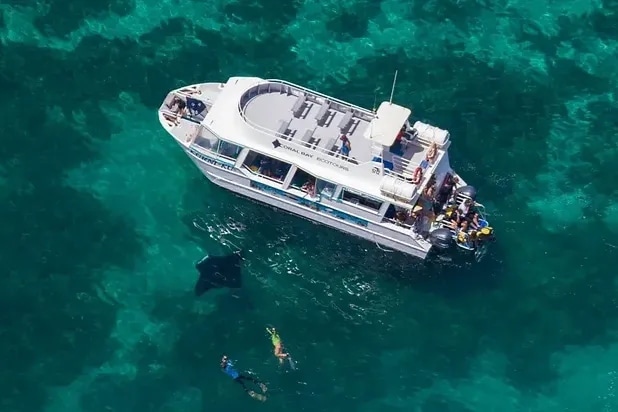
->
[186,97,206,115]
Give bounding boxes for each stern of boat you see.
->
[427,171,496,262]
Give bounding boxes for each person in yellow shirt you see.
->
[266,327,288,364]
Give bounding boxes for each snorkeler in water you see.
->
[266,327,289,364]
[220,355,268,401]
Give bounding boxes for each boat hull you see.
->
[184,149,430,259]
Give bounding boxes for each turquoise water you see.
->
[1,0,617,411]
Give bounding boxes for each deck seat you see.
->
[300,129,314,147]
[292,94,307,117]
[277,119,292,138]
[338,110,353,131]
[315,102,330,126]
[322,138,338,155]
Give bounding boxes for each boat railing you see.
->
[372,145,415,181]
[237,96,293,139]
[266,79,374,116]
[374,140,442,183]
[382,156,428,183]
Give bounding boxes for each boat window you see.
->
[217,140,243,160]
[341,188,382,211]
[290,169,316,194]
[289,168,337,198]
[194,126,219,151]
[316,180,337,199]
[242,151,291,183]
[382,204,414,229]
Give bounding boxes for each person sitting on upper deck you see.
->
[395,125,406,143]
[426,142,438,163]
[411,166,423,185]
[167,96,187,125]
[340,134,352,157]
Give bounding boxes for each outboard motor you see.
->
[455,185,477,201]
[428,228,454,250]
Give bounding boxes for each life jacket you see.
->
[457,231,468,243]
[479,227,493,236]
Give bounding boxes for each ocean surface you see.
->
[1,0,617,411]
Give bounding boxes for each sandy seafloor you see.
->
[1,0,617,411]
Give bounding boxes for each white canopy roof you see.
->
[364,101,411,146]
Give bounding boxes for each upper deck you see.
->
[240,81,376,164]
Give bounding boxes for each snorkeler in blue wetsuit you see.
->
[220,355,268,401]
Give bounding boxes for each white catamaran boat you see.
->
[158,75,495,260]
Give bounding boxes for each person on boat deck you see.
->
[425,183,442,214]
[395,125,406,143]
[420,186,435,213]
[220,355,268,402]
[258,159,272,176]
[458,198,473,215]
[266,327,289,364]
[446,208,462,230]
[395,210,408,225]
[468,230,479,248]
[426,142,438,163]
[423,185,436,201]
[340,135,352,157]
[411,205,423,232]
[271,160,287,180]
[468,211,481,230]
[438,174,455,200]
[439,175,459,206]
[457,221,473,246]
[169,96,187,115]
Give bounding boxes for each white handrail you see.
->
[266,79,374,116]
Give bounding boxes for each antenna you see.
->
[389,70,398,104]
[372,88,378,113]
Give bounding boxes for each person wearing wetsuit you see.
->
[220,355,267,401]
[266,327,289,364]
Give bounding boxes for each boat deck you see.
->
[239,81,431,175]
[241,83,373,163]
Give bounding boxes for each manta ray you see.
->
[194,251,243,296]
